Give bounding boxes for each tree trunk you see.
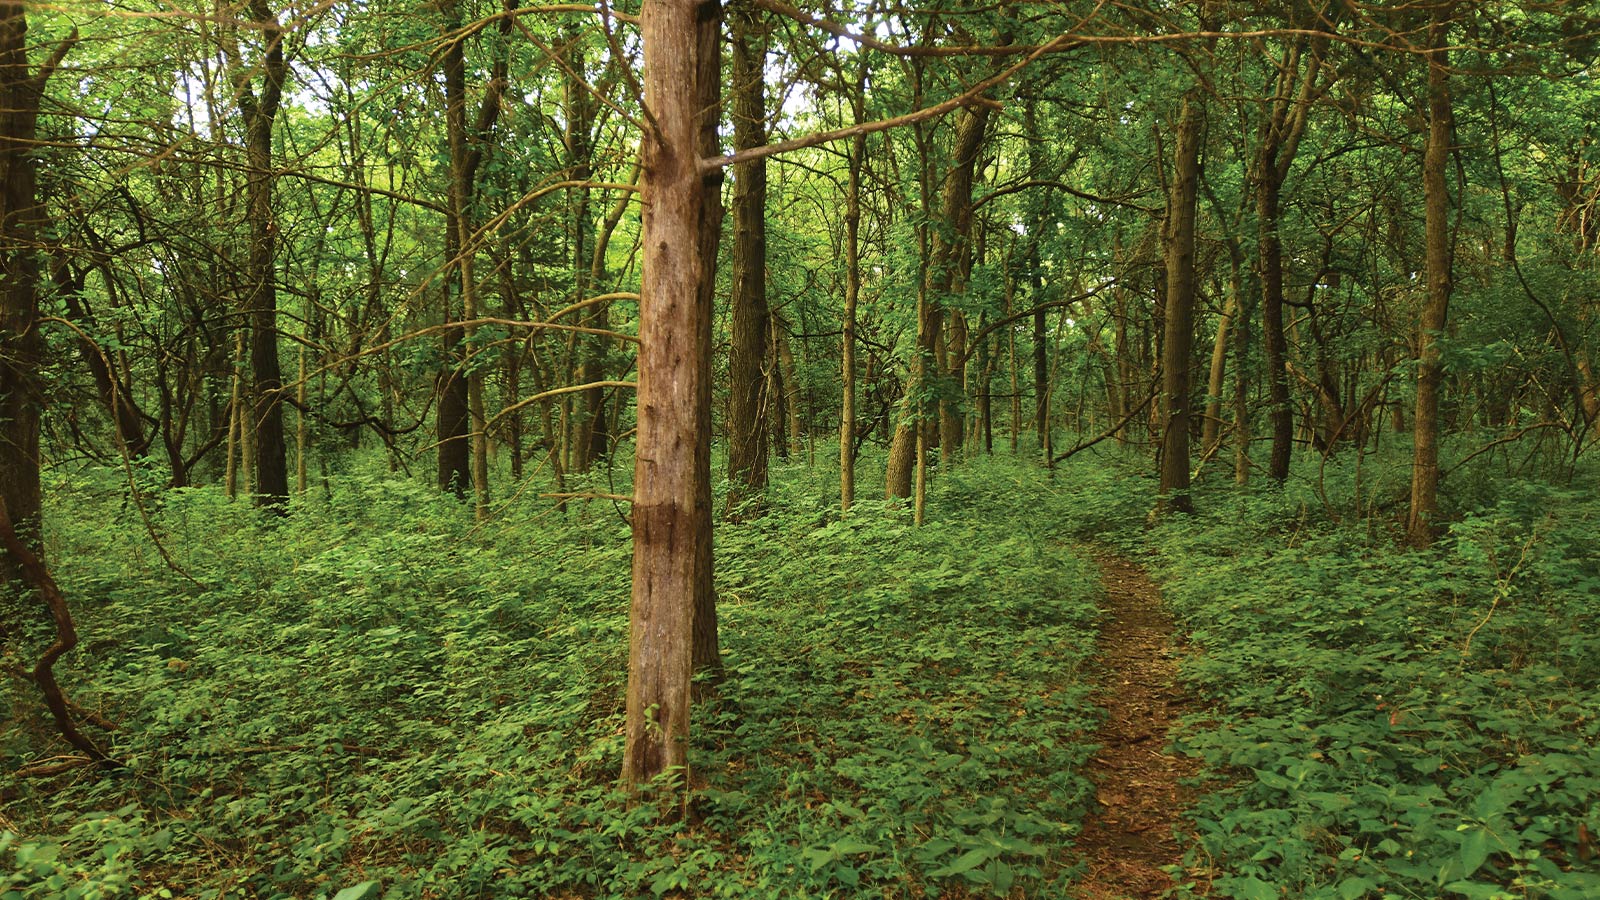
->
[0,6,66,566]
[1158,93,1203,514]
[1258,169,1292,482]
[1233,273,1255,485]
[840,120,864,511]
[624,0,721,787]
[1203,272,1238,456]
[239,0,289,509]
[1407,8,1454,548]
[725,3,770,505]
[437,0,510,500]
[567,26,605,473]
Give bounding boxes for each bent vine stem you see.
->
[0,495,121,770]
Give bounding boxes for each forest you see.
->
[1,0,1599,897]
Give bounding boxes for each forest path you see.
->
[1069,553,1205,900]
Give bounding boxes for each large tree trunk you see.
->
[1253,38,1325,483]
[239,0,289,508]
[624,0,721,787]
[1407,8,1454,548]
[725,4,770,506]
[437,0,510,501]
[0,5,68,568]
[1158,93,1202,514]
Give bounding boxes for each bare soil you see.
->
[1070,553,1207,900]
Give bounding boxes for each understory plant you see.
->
[3,453,1105,899]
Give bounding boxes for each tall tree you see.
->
[1253,27,1328,483]
[1158,91,1203,514]
[885,104,992,501]
[437,0,512,504]
[231,0,290,507]
[624,0,723,787]
[725,0,771,506]
[0,4,71,562]
[1406,4,1455,547]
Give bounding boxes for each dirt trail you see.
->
[1071,553,1205,899]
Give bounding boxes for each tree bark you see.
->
[0,5,69,569]
[624,0,721,787]
[1159,93,1202,514]
[1407,8,1454,548]
[840,120,864,511]
[238,0,289,509]
[1253,38,1324,483]
[886,105,990,497]
[725,3,770,506]
[567,26,606,473]
[437,0,511,500]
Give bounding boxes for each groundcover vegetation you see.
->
[1140,454,1600,900]
[3,456,1103,899]
[6,448,1600,900]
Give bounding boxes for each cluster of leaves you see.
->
[3,454,1103,899]
[1146,466,1600,900]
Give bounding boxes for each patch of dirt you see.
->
[1071,553,1207,899]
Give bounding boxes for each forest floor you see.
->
[1070,553,1206,900]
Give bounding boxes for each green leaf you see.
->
[929,846,994,877]
[332,882,381,900]
[1225,875,1279,900]
[1459,827,1491,877]
[1338,875,1379,900]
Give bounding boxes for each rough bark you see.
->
[725,2,770,504]
[437,0,511,500]
[624,0,721,787]
[1253,38,1324,483]
[1202,276,1237,456]
[0,5,69,571]
[567,26,605,473]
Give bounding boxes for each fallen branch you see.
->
[1052,391,1156,463]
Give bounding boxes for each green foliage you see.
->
[4,456,1104,899]
[1147,468,1600,900]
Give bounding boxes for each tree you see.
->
[1158,90,1202,514]
[230,0,291,508]
[725,0,772,507]
[623,0,723,787]
[1406,3,1455,548]
[0,4,72,561]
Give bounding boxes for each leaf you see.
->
[830,839,879,856]
[1459,827,1491,877]
[332,882,381,900]
[929,846,994,877]
[1338,875,1378,899]
[1223,875,1279,900]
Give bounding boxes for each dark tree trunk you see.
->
[1407,7,1454,548]
[725,3,770,504]
[239,0,289,508]
[0,5,69,570]
[1159,93,1203,514]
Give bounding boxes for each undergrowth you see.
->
[1146,456,1600,900]
[2,454,1101,899]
